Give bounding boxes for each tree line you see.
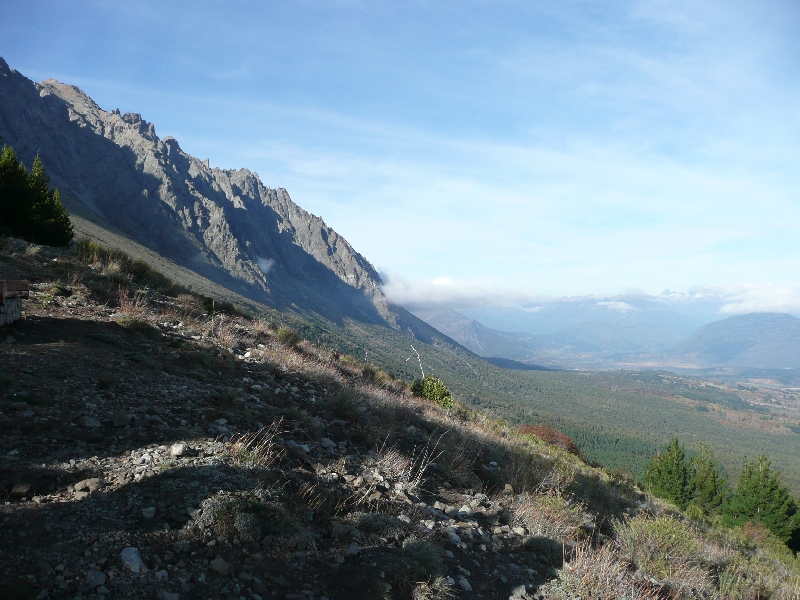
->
[645,438,800,550]
[0,138,73,246]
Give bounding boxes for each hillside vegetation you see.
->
[1,236,799,599]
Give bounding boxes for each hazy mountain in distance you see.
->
[0,58,395,326]
[411,308,544,359]
[462,294,703,337]
[455,294,702,356]
[668,313,800,369]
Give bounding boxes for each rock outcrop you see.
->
[0,57,395,325]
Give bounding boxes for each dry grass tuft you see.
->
[118,288,149,315]
[511,492,586,543]
[543,541,669,600]
[226,420,284,469]
[411,576,455,600]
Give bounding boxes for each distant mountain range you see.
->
[415,303,800,371]
[669,313,800,369]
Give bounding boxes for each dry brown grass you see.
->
[411,577,455,600]
[117,288,149,316]
[543,541,670,600]
[510,492,586,543]
[226,420,285,469]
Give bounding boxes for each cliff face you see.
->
[0,57,395,325]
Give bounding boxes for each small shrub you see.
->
[362,363,392,386]
[329,390,363,423]
[511,493,586,543]
[347,512,405,538]
[518,423,585,460]
[402,539,443,577]
[116,317,159,339]
[411,375,453,409]
[615,514,711,592]
[542,541,662,600]
[203,296,240,315]
[49,282,72,297]
[277,327,301,348]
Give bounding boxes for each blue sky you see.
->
[3,1,800,311]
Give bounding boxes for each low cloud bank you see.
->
[697,283,800,316]
[379,273,544,310]
[381,272,800,318]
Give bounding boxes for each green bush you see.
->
[277,327,301,348]
[0,144,73,247]
[411,375,453,409]
[202,296,241,315]
[75,238,188,296]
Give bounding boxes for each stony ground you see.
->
[0,241,596,600]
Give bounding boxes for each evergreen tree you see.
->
[27,157,73,246]
[0,144,29,234]
[0,142,73,246]
[644,438,690,509]
[688,443,728,515]
[722,455,799,544]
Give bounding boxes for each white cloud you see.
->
[698,283,800,316]
[380,272,544,310]
[256,257,275,275]
[597,301,635,311]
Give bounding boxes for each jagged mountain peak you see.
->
[0,58,394,325]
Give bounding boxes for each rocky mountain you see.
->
[0,57,395,326]
[668,313,800,369]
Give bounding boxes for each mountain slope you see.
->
[411,308,540,359]
[0,57,393,326]
[669,313,800,369]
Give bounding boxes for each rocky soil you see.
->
[1,239,622,600]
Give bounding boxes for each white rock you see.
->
[458,504,474,517]
[170,443,188,457]
[121,547,148,573]
[510,584,527,598]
